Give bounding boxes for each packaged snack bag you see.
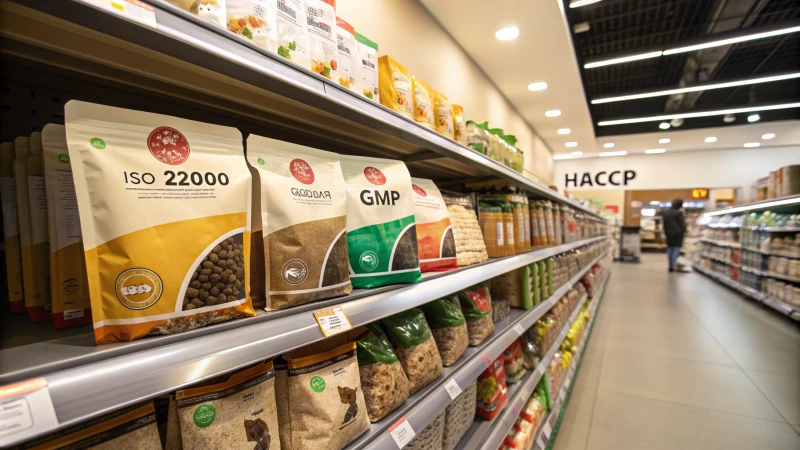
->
[457,281,495,345]
[226,0,277,51]
[166,0,227,28]
[451,104,466,145]
[356,323,411,422]
[476,354,507,420]
[23,134,52,322]
[65,101,255,343]
[276,0,310,68]
[410,178,458,272]
[335,17,358,92]
[478,198,505,258]
[356,33,379,101]
[378,55,413,119]
[305,0,338,80]
[418,294,468,366]
[247,136,351,310]
[0,142,24,313]
[382,308,444,394]
[412,76,435,128]
[442,191,488,266]
[465,120,489,154]
[433,90,454,138]
[42,124,91,329]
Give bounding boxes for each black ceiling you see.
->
[564,0,800,137]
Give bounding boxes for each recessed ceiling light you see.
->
[571,151,583,156]
[528,82,548,91]
[744,142,760,148]
[584,51,663,69]
[705,136,717,143]
[659,122,670,129]
[554,154,577,160]
[645,149,666,154]
[565,142,578,147]
[748,114,760,122]
[597,102,800,126]
[762,133,775,139]
[573,22,591,33]
[658,138,670,144]
[569,0,602,8]
[603,143,615,148]
[663,25,800,55]
[545,110,562,117]
[495,26,519,41]
[557,128,571,135]
[599,151,628,157]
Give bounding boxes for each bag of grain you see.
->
[442,380,476,450]
[457,281,494,345]
[451,104,466,145]
[493,267,533,310]
[275,0,310,68]
[410,178,458,272]
[42,124,91,329]
[273,356,290,450]
[22,133,52,322]
[356,33,379,101]
[412,76,435,128]
[0,142,24,313]
[247,161,266,309]
[478,197,506,258]
[356,323,411,422]
[418,294,468,366]
[166,0,227,28]
[65,101,255,343]
[382,308,443,394]
[247,136,351,310]
[504,194,527,254]
[433,90,454,138]
[405,412,444,450]
[226,0,277,51]
[340,155,422,288]
[335,17,358,92]
[284,335,370,450]
[378,56,413,119]
[305,0,338,80]
[442,191,488,267]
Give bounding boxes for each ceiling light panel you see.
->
[495,26,519,41]
[659,122,670,129]
[584,51,663,69]
[569,0,602,8]
[565,142,578,147]
[571,151,583,156]
[599,151,627,157]
[545,110,562,117]
[744,143,760,148]
[658,138,670,144]
[597,102,800,126]
[748,114,760,123]
[528,82,548,91]
[663,25,800,55]
[762,133,775,139]
[557,128,571,135]
[705,137,717,143]
[603,143,615,148]
[645,149,666,154]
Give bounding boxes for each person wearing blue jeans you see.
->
[661,198,686,272]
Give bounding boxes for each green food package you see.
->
[537,260,547,301]
[546,258,553,296]
[382,308,432,349]
[529,262,540,305]
[457,281,493,322]
[418,294,466,329]
[520,265,532,309]
[536,374,554,410]
[382,308,443,394]
[357,323,400,366]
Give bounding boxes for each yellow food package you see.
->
[378,55,413,119]
[65,101,255,343]
[452,104,466,145]
[0,142,24,313]
[412,76,435,128]
[433,90,454,138]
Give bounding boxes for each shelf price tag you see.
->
[444,378,462,400]
[0,377,58,445]
[513,323,526,336]
[82,0,157,28]
[388,416,415,449]
[313,305,352,337]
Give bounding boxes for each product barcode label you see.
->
[388,416,415,449]
[312,306,352,337]
[496,222,504,245]
[443,378,462,400]
[64,309,84,320]
[0,378,58,444]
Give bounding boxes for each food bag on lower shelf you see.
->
[476,354,507,420]
[442,380,477,450]
[503,339,527,383]
[382,308,444,394]
[493,266,534,310]
[418,294,469,366]
[442,191,488,267]
[356,323,411,422]
[457,281,495,346]
[405,412,444,450]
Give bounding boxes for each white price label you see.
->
[513,323,526,336]
[444,378,462,400]
[312,306,352,337]
[0,378,58,445]
[388,417,415,449]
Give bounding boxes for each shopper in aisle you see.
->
[662,198,687,272]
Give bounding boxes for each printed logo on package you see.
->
[363,166,386,185]
[115,268,164,310]
[147,126,190,165]
[62,278,80,296]
[282,259,309,285]
[412,184,427,197]
[358,251,379,272]
[290,158,315,185]
[468,288,490,312]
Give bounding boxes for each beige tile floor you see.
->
[552,254,800,450]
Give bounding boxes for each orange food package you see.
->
[378,55,413,119]
[433,90,454,138]
[410,178,459,272]
[412,76,435,128]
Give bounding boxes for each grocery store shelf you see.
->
[700,255,741,269]
[3,0,602,221]
[739,265,800,284]
[741,246,800,259]
[0,238,607,446]
[704,194,800,217]
[700,239,741,249]
[693,265,800,321]
[348,250,610,450]
[743,226,800,232]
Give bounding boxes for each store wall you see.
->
[569,189,626,217]
[553,146,800,191]
[335,0,554,184]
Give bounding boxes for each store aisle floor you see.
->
[553,254,800,450]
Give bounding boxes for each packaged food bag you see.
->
[504,194,527,254]
[305,0,338,80]
[356,32,378,101]
[451,104,466,145]
[410,178,458,272]
[247,163,266,309]
[42,124,91,329]
[432,90,454,138]
[65,101,255,343]
[465,120,489,154]
[22,134,52,322]
[382,308,443,394]
[175,361,280,450]
[478,197,506,258]
[276,0,310,68]
[457,281,494,345]
[412,76,435,128]
[405,412,444,450]
[530,200,543,247]
[22,401,162,449]
[0,142,24,313]
[442,191,488,266]
[356,323,411,422]
[226,0,277,51]
[492,267,529,309]
[273,356,291,450]
[340,155,422,288]
[503,339,527,383]
[418,294,468,366]
[476,354,507,420]
[247,136,351,310]
[521,196,531,251]
[166,0,227,28]
[442,380,477,450]
[285,335,370,450]
[335,17,358,92]
[378,56,413,119]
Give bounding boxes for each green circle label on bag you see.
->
[193,404,216,428]
[257,158,265,165]
[310,376,326,392]
[57,153,70,163]
[89,138,106,150]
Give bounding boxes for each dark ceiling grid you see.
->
[564,0,800,137]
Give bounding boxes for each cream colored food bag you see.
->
[65,101,255,344]
[13,137,35,316]
[42,124,92,329]
[226,0,278,52]
[276,0,310,68]
[0,142,24,313]
[27,132,52,321]
[335,17,358,92]
[305,0,338,81]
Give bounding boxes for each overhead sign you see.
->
[691,188,709,199]
[564,170,636,188]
